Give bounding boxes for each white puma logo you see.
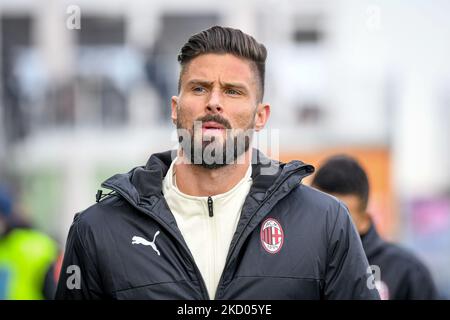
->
[132,231,160,256]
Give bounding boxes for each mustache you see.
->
[195,114,232,129]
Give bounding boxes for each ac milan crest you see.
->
[260,218,284,254]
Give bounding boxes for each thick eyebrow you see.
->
[221,81,249,92]
[185,79,213,88]
[186,79,249,92]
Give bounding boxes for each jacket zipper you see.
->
[101,182,211,300]
[207,196,214,217]
[214,165,312,299]
[206,198,217,300]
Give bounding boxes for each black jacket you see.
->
[56,150,380,300]
[361,224,438,299]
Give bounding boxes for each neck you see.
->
[355,213,372,235]
[174,148,252,197]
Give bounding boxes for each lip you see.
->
[202,121,225,130]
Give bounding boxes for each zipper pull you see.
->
[96,189,103,203]
[96,189,115,203]
[207,196,214,217]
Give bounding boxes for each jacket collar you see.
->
[101,149,315,208]
[360,222,386,259]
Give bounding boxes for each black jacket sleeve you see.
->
[324,202,380,300]
[55,214,104,299]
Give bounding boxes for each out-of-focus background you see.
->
[0,0,449,298]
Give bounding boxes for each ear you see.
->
[171,96,178,125]
[254,103,271,132]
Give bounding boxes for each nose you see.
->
[206,89,223,114]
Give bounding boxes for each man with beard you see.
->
[56,26,379,300]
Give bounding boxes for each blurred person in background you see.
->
[0,186,59,299]
[55,26,379,300]
[311,155,439,300]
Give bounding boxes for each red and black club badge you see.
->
[260,218,284,254]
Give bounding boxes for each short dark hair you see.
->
[177,26,267,101]
[311,155,370,210]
